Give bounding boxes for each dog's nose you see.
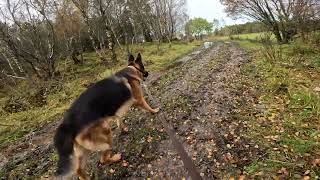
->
[144,71,149,78]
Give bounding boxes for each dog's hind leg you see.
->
[99,139,121,165]
[76,119,113,152]
[74,143,89,180]
[99,124,122,164]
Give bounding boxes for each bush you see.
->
[3,96,29,113]
[27,88,48,108]
[260,33,284,63]
[229,35,240,40]
[290,41,318,56]
[310,32,320,46]
[3,87,49,113]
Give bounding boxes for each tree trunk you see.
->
[273,30,283,43]
[3,53,17,76]
[71,50,81,64]
[271,24,283,43]
[281,30,289,43]
[88,33,106,61]
[106,28,117,63]
[143,28,153,42]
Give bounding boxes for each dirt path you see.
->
[0,42,263,179]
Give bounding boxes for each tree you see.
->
[215,21,267,36]
[220,0,320,43]
[55,1,89,64]
[0,0,189,82]
[71,0,117,62]
[0,0,64,78]
[185,17,213,38]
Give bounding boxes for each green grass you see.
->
[0,41,202,149]
[227,33,320,178]
[231,32,268,40]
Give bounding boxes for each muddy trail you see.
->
[0,42,264,179]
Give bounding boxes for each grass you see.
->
[0,40,202,150]
[226,32,320,178]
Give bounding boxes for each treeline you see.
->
[0,0,187,83]
[215,21,267,36]
[221,0,320,43]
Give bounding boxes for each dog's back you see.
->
[54,76,132,176]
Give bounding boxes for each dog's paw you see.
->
[152,107,160,114]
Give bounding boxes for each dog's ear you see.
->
[128,54,134,63]
[135,53,142,62]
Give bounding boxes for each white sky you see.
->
[187,0,249,26]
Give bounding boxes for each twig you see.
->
[5,74,26,79]
[0,123,14,127]
[2,69,26,79]
[267,159,303,166]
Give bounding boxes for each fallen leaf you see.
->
[122,162,128,167]
[312,159,320,166]
[109,169,115,174]
[313,87,320,92]
[303,176,310,180]
[304,170,310,175]
[147,136,153,143]
[239,175,245,180]
[254,171,263,176]
[278,167,289,176]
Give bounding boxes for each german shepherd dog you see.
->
[54,53,159,179]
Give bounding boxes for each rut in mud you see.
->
[0,42,264,179]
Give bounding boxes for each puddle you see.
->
[203,41,214,49]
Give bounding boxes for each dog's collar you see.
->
[128,65,144,74]
[128,65,149,78]
[126,66,143,82]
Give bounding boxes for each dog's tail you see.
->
[54,121,76,176]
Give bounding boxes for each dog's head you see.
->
[128,53,149,80]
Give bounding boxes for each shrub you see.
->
[260,33,284,63]
[3,96,29,113]
[310,32,320,46]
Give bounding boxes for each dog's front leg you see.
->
[134,97,159,114]
[130,81,159,114]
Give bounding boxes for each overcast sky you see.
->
[187,0,248,26]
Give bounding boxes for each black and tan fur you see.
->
[54,53,159,179]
